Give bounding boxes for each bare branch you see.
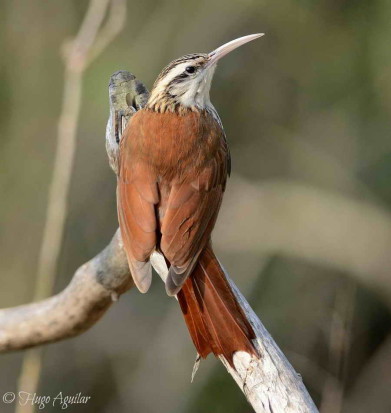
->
[0,230,132,352]
[86,0,128,65]
[223,271,318,412]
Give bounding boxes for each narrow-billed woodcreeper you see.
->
[117,34,263,365]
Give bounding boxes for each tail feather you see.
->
[177,246,257,366]
[178,281,212,356]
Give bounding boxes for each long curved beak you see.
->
[207,33,264,67]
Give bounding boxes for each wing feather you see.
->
[163,144,228,296]
[117,114,158,293]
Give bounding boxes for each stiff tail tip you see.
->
[177,246,258,368]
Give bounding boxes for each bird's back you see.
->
[117,107,229,293]
[121,108,226,179]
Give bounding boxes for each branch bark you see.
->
[0,230,131,351]
[0,71,318,413]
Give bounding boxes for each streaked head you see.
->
[147,34,264,113]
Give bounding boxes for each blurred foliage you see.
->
[1,0,391,412]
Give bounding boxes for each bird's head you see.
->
[147,33,264,113]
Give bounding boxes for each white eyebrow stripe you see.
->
[160,62,192,85]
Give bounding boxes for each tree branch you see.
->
[0,71,318,412]
[223,271,318,412]
[0,230,132,352]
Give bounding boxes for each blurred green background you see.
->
[1,0,391,412]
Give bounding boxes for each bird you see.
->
[117,34,264,366]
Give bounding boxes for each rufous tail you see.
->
[177,245,257,367]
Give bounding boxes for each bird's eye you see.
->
[185,66,196,74]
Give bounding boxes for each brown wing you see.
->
[162,139,229,296]
[117,122,159,293]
